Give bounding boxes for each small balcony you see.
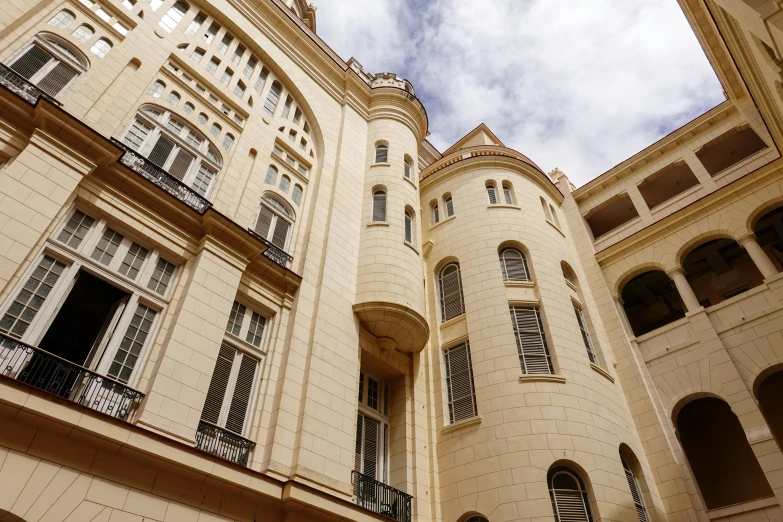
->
[110,138,212,215]
[0,62,61,106]
[194,420,255,466]
[0,334,144,421]
[247,229,293,268]
[352,471,412,522]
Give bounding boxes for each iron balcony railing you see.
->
[0,63,61,106]
[0,333,144,421]
[195,420,255,466]
[110,138,212,215]
[247,229,293,268]
[352,471,413,522]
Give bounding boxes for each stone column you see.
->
[667,267,701,311]
[738,233,779,279]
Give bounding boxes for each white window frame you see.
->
[253,195,294,251]
[356,371,390,483]
[224,299,270,351]
[8,34,88,98]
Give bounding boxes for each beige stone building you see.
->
[0,0,782,520]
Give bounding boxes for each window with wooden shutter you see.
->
[168,148,195,180]
[574,305,597,364]
[444,341,477,423]
[254,196,293,250]
[549,468,594,522]
[486,183,497,204]
[10,37,86,97]
[355,413,382,479]
[354,372,390,484]
[499,248,531,281]
[510,306,554,374]
[372,190,386,222]
[200,343,260,436]
[439,263,465,322]
[621,456,649,522]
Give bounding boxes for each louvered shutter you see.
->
[487,185,497,204]
[433,205,439,224]
[622,458,649,522]
[362,416,379,479]
[375,146,388,163]
[553,490,591,522]
[271,218,290,249]
[225,354,258,434]
[167,148,194,180]
[11,45,52,79]
[444,341,477,423]
[354,413,363,472]
[254,206,274,239]
[36,62,77,96]
[504,187,513,205]
[148,135,175,167]
[445,198,454,217]
[574,306,597,364]
[201,344,235,424]
[511,306,553,374]
[440,265,465,321]
[372,192,386,222]
[500,249,530,281]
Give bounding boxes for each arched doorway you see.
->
[753,206,783,272]
[682,238,763,307]
[621,270,685,336]
[757,368,783,451]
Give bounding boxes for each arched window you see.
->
[292,184,303,205]
[9,33,89,98]
[166,91,180,106]
[445,195,454,217]
[182,102,194,114]
[462,517,489,522]
[502,182,514,205]
[550,204,562,228]
[549,467,593,522]
[159,0,188,32]
[265,165,278,185]
[48,10,75,29]
[541,197,552,221]
[372,190,386,222]
[89,38,112,59]
[621,270,686,336]
[620,454,649,522]
[121,105,222,197]
[222,133,234,152]
[375,143,388,164]
[404,156,413,180]
[197,112,207,125]
[439,262,465,322]
[254,195,293,250]
[279,174,291,193]
[264,81,282,115]
[72,24,94,43]
[234,80,246,98]
[499,248,530,282]
[210,123,221,138]
[562,263,577,287]
[574,305,597,364]
[148,80,165,97]
[431,202,440,225]
[405,208,415,245]
[677,397,773,509]
[486,182,497,205]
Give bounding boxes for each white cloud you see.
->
[314,0,724,186]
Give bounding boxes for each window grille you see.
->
[201,343,259,435]
[372,190,386,222]
[10,41,82,97]
[486,184,497,204]
[375,144,388,163]
[510,306,553,375]
[621,456,649,522]
[439,263,465,322]
[574,306,597,364]
[264,81,282,115]
[444,341,477,423]
[445,196,454,217]
[549,468,593,522]
[159,1,188,33]
[499,248,531,282]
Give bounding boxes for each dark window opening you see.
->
[585,193,639,239]
[638,162,700,209]
[683,238,762,307]
[695,127,767,176]
[754,206,783,272]
[621,270,685,337]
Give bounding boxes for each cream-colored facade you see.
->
[0,0,782,521]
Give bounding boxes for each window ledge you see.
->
[430,215,456,231]
[440,416,482,436]
[403,176,417,189]
[404,241,419,255]
[546,219,566,237]
[504,280,535,288]
[519,374,566,384]
[367,222,390,228]
[440,313,466,330]
[590,363,615,384]
[565,280,578,292]
[487,204,521,210]
[370,162,391,169]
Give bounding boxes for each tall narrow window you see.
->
[549,467,593,522]
[574,305,597,364]
[486,182,497,204]
[432,203,440,225]
[405,209,414,244]
[279,174,291,193]
[541,197,552,221]
[201,343,259,435]
[255,67,269,93]
[49,10,75,28]
[217,33,233,54]
[108,304,157,383]
[254,195,293,250]
[445,195,454,217]
[0,256,67,338]
[265,165,278,185]
[444,340,477,423]
[244,55,257,78]
[502,182,514,205]
[184,11,206,35]
[148,81,165,97]
[621,455,649,522]
[292,185,303,205]
[10,35,87,97]
[281,95,292,118]
[355,373,390,485]
[550,205,562,228]
[232,44,245,64]
[404,156,413,180]
[203,22,220,43]
[222,133,234,152]
[159,1,188,33]
[220,68,232,85]
[293,108,301,124]
[375,144,388,163]
[264,81,282,115]
[439,262,465,322]
[499,248,531,282]
[206,57,219,75]
[372,190,386,222]
[510,306,553,375]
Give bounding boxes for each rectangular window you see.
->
[118,242,149,280]
[217,33,233,54]
[354,413,381,480]
[244,56,257,78]
[57,210,95,249]
[246,312,265,348]
[293,108,301,124]
[184,11,206,36]
[231,44,245,64]
[147,257,175,295]
[226,300,245,336]
[367,377,378,410]
[91,228,124,265]
[206,57,220,75]
[0,256,66,338]
[201,343,259,435]
[281,96,292,119]
[444,340,477,423]
[510,306,554,375]
[203,22,220,43]
[159,1,188,33]
[193,165,215,196]
[107,304,156,383]
[191,48,205,63]
[574,305,597,364]
[220,69,232,85]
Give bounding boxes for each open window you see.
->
[254,194,294,250]
[8,32,89,98]
[695,126,767,176]
[638,162,700,209]
[620,270,686,337]
[682,238,762,307]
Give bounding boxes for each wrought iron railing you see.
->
[195,420,255,466]
[352,471,412,522]
[0,63,61,106]
[0,333,144,421]
[110,138,211,214]
[247,229,293,268]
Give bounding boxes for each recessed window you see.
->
[148,81,165,97]
[281,95,292,118]
[231,44,245,64]
[292,184,303,205]
[255,67,269,93]
[233,80,245,98]
[404,156,413,180]
[254,195,293,250]
[184,11,206,36]
[372,189,386,222]
[190,47,205,63]
[264,81,282,115]
[431,202,440,225]
[444,340,477,423]
[445,195,454,217]
[502,181,515,205]
[222,133,234,152]
[206,57,219,75]
[72,24,94,43]
[217,33,233,54]
[244,55,257,78]
[279,174,291,193]
[159,1,188,33]
[574,305,597,364]
[265,165,278,185]
[404,208,415,245]
[375,143,388,164]
[510,306,553,375]
[201,343,260,436]
[220,68,232,85]
[183,102,194,114]
[439,262,465,322]
[499,248,531,282]
[203,22,220,44]
[210,123,221,137]
[166,91,180,106]
[49,10,75,29]
[549,468,594,522]
[9,35,88,98]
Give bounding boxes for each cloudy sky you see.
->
[314,0,725,186]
